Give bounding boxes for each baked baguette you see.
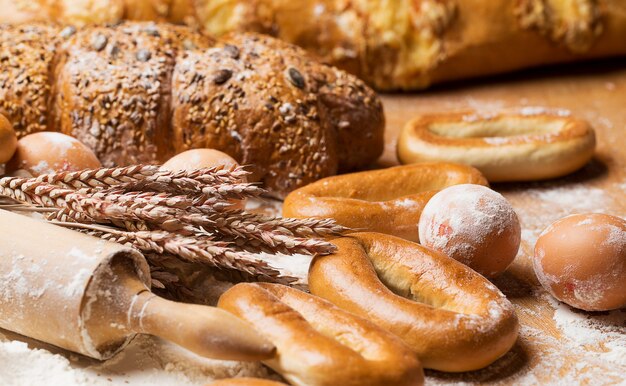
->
[0,23,383,196]
[193,0,626,90]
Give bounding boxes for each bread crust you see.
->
[282,163,488,241]
[308,232,520,372]
[53,23,212,165]
[178,0,626,90]
[397,110,596,181]
[0,24,59,136]
[172,32,383,194]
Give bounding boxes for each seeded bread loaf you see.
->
[0,23,384,196]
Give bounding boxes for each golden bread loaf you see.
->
[193,0,626,90]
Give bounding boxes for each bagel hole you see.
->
[370,255,482,315]
[372,260,460,312]
[428,117,566,139]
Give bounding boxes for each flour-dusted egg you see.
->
[162,149,246,210]
[534,213,626,311]
[6,132,101,176]
[418,184,521,278]
[162,149,241,173]
[0,113,17,164]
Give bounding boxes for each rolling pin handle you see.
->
[128,291,275,361]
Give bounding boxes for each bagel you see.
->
[208,378,287,386]
[397,110,596,182]
[282,163,488,242]
[308,232,519,372]
[218,282,424,386]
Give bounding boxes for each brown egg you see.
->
[534,213,626,311]
[6,132,101,176]
[161,149,240,173]
[418,184,521,278]
[162,149,246,211]
[0,113,17,164]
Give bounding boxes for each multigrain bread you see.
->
[53,23,213,165]
[5,0,625,90]
[0,23,384,196]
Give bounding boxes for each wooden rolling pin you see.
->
[0,209,275,361]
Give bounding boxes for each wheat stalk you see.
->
[34,165,160,190]
[1,165,346,294]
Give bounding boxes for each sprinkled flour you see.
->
[544,292,626,366]
[0,333,275,386]
[512,182,617,234]
[527,186,611,214]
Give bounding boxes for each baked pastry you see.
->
[193,0,626,90]
[0,23,384,196]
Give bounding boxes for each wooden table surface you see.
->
[381,60,626,385]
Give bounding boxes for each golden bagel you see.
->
[283,163,488,242]
[208,378,287,386]
[309,232,519,372]
[218,282,424,386]
[398,110,596,181]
